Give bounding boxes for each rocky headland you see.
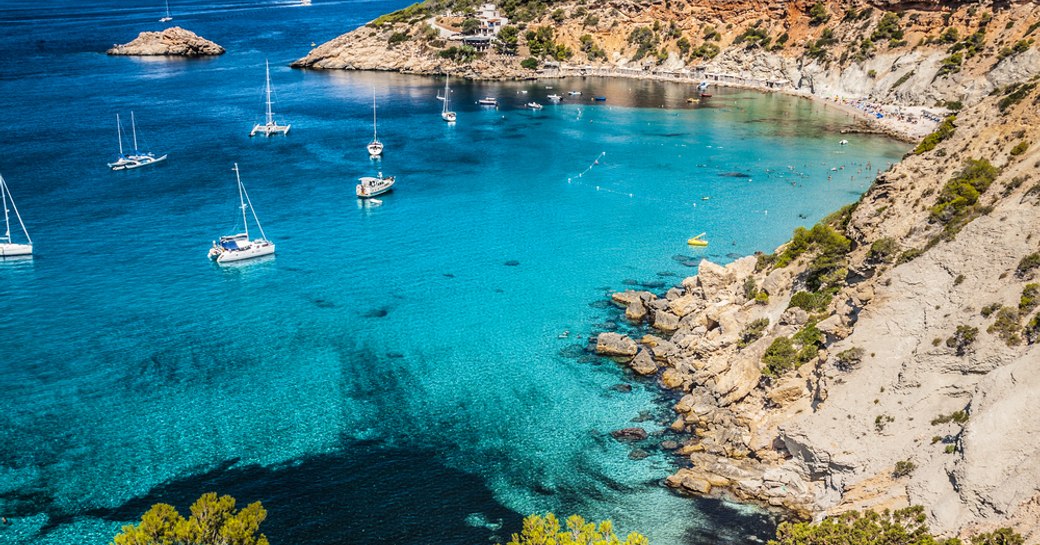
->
[293,0,1040,140]
[107,27,225,57]
[294,0,1040,540]
[595,81,1040,541]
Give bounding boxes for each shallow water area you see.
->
[0,2,907,544]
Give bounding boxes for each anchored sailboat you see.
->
[251,60,290,137]
[367,91,383,157]
[208,164,275,264]
[159,0,173,22]
[441,76,456,123]
[0,174,32,257]
[109,112,167,170]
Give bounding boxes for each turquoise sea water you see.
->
[0,1,908,544]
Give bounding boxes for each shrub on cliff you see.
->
[775,223,850,269]
[988,306,1023,346]
[946,325,979,355]
[870,12,904,43]
[1020,283,1040,314]
[1017,252,1040,278]
[439,45,480,63]
[809,1,829,25]
[788,290,834,312]
[502,513,648,545]
[370,2,427,27]
[520,57,539,69]
[112,493,269,545]
[972,528,1025,545]
[998,82,1037,113]
[768,506,963,545]
[929,158,1000,231]
[913,115,956,154]
[738,318,770,348]
[867,237,900,264]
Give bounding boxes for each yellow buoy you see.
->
[687,232,708,247]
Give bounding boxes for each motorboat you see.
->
[547,94,562,102]
[478,97,498,106]
[526,102,543,110]
[357,172,395,198]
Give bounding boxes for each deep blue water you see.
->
[0,2,907,544]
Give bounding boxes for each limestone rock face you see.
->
[107,27,225,56]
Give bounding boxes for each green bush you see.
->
[929,158,1000,229]
[776,223,850,268]
[371,2,428,27]
[931,410,969,425]
[998,82,1037,113]
[1017,252,1040,278]
[914,115,956,154]
[870,12,904,42]
[769,507,973,545]
[809,1,830,25]
[763,336,798,376]
[788,290,835,312]
[690,42,720,60]
[834,347,864,370]
[1025,313,1040,344]
[504,513,649,545]
[1010,141,1030,156]
[936,53,963,76]
[972,528,1026,545]
[738,318,771,348]
[1020,283,1040,313]
[868,237,900,263]
[945,325,978,355]
[439,45,480,63]
[734,26,772,48]
[387,31,409,46]
[988,306,1023,346]
[893,460,916,477]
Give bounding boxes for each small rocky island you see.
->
[107,27,225,57]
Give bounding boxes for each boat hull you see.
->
[0,243,33,257]
[122,154,168,170]
[368,142,384,156]
[251,123,291,137]
[357,176,395,198]
[212,242,276,264]
[441,112,456,122]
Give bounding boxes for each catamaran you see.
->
[0,174,32,257]
[109,112,168,170]
[208,164,275,264]
[251,60,291,137]
[159,0,173,22]
[357,172,395,199]
[367,91,383,157]
[441,76,456,122]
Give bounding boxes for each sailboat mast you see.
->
[165,0,171,18]
[1,175,9,242]
[443,77,450,113]
[116,114,124,156]
[265,60,274,126]
[372,91,378,141]
[130,111,139,153]
[0,175,30,245]
[234,163,249,240]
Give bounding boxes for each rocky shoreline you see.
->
[108,27,225,57]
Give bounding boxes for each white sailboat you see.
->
[356,172,395,198]
[251,60,291,137]
[109,112,167,170]
[159,0,173,22]
[208,164,275,264]
[0,174,33,258]
[367,91,383,157]
[441,76,456,122]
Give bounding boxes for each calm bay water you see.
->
[0,1,907,544]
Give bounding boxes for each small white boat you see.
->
[0,174,32,257]
[109,112,168,170]
[441,76,456,122]
[526,102,543,110]
[478,97,498,106]
[547,94,562,102]
[568,91,582,96]
[208,164,275,264]
[251,60,291,137]
[839,139,849,145]
[368,91,383,157]
[357,172,395,198]
[159,0,173,22]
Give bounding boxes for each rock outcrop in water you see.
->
[596,81,1040,540]
[107,27,225,57]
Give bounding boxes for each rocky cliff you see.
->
[293,0,1040,108]
[596,79,1040,540]
[107,27,225,57]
